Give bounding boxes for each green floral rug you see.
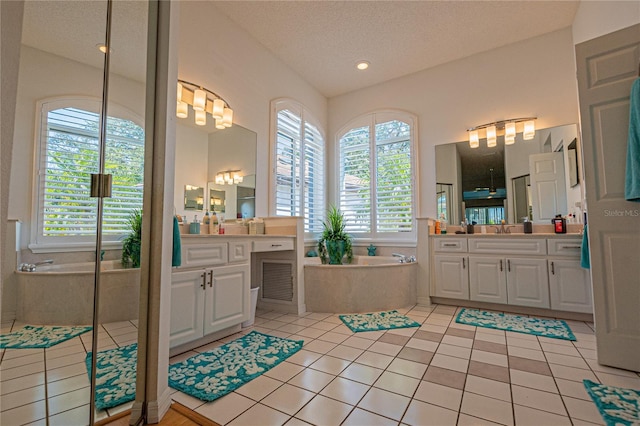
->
[0,325,92,349]
[85,343,137,410]
[339,310,421,333]
[169,331,303,402]
[584,379,640,425]
[455,308,576,341]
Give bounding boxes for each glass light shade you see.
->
[212,99,225,119]
[505,122,516,145]
[233,172,243,184]
[193,89,206,111]
[224,172,232,184]
[195,109,206,126]
[177,82,183,103]
[523,120,535,140]
[469,130,479,148]
[222,108,233,128]
[215,118,225,130]
[215,173,224,185]
[486,125,497,148]
[176,101,188,118]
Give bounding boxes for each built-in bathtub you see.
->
[16,261,140,325]
[304,256,417,313]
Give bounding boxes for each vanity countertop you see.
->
[430,232,582,238]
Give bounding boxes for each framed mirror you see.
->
[436,123,582,224]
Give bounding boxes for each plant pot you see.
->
[325,240,346,265]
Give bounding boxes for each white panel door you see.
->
[170,269,206,347]
[549,259,593,313]
[469,256,507,304]
[506,258,549,308]
[576,23,640,371]
[204,263,250,334]
[433,255,469,300]
[529,152,567,222]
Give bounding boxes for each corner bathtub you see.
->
[16,261,140,325]
[303,256,417,313]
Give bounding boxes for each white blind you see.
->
[375,120,412,232]
[339,125,371,233]
[274,103,325,233]
[39,106,144,239]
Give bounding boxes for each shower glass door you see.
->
[1,1,152,425]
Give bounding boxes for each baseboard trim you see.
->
[145,387,172,424]
[416,296,432,307]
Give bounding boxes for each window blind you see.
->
[339,126,371,233]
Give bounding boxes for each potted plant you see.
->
[318,205,353,264]
[121,209,142,268]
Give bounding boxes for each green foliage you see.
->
[317,205,352,264]
[121,209,142,268]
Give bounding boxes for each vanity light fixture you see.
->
[215,170,243,185]
[176,79,234,128]
[467,117,537,148]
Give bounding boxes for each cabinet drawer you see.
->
[229,241,251,263]
[547,239,583,257]
[433,238,468,253]
[182,243,228,267]
[253,239,294,252]
[468,238,546,255]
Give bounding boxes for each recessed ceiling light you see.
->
[356,61,370,70]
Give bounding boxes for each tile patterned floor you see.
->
[2,305,640,425]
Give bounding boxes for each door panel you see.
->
[433,255,469,299]
[506,258,549,308]
[469,257,507,304]
[204,264,250,334]
[529,152,567,222]
[576,23,640,371]
[170,270,205,347]
[549,259,593,313]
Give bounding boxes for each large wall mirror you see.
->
[436,123,582,225]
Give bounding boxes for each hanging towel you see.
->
[625,78,640,202]
[172,216,182,267]
[581,225,590,269]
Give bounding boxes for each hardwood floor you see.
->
[100,403,220,426]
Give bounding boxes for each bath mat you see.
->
[168,331,303,402]
[455,308,576,341]
[0,325,92,349]
[86,343,137,410]
[583,379,640,425]
[339,310,421,333]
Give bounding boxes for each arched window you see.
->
[271,99,325,234]
[30,97,144,251]
[337,111,417,241]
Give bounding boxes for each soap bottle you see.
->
[434,218,441,234]
[552,214,566,234]
[219,217,225,235]
[439,214,447,235]
[190,215,200,234]
[203,211,210,225]
[523,217,533,234]
[210,211,219,234]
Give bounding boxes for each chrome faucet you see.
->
[19,259,53,272]
[491,224,515,234]
[392,253,416,263]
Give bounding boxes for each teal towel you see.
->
[581,225,590,269]
[625,78,640,202]
[172,216,181,267]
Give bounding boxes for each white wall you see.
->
[178,2,327,218]
[9,46,145,251]
[572,1,640,45]
[328,28,580,220]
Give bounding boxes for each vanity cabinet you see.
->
[432,235,589,314]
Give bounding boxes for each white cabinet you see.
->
[170,263,250,348]
[506,258,549,308]
[433,254,469,299]
[549,259,592,313]
[469,257,507,304]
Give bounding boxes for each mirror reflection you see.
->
[184,185,204,210]
[436,124,582,225]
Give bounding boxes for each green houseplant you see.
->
[121,209,142,268]
[318,205,353,264]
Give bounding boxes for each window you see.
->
[272,99,325,233]
[338,112,416,241]
[31,98,144,250]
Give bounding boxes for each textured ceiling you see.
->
[20,1,579,97]
[213,1,580,97]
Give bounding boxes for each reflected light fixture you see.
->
[467,117,537,148]
[176,79,234,128]
[215,170,243,185]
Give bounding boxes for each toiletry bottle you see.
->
[552,214,566,234]
[523,217,532,234]
[211,211,219,234]
[203,211,210,225]
[440,214,447,235]
[434,219,441,234]
[219,217,225,235]
[190,215,200,234]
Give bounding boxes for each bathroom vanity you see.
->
[430,234,592,317]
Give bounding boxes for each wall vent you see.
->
[262,261,293,302]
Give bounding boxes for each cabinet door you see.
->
[204,263,250,335]
[549,259,593,313]
[469,257,507,304]
[433,255,469,300]
[506,258,549,308]
[170,269,206,348]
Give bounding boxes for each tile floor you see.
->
[2,304,640,425]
